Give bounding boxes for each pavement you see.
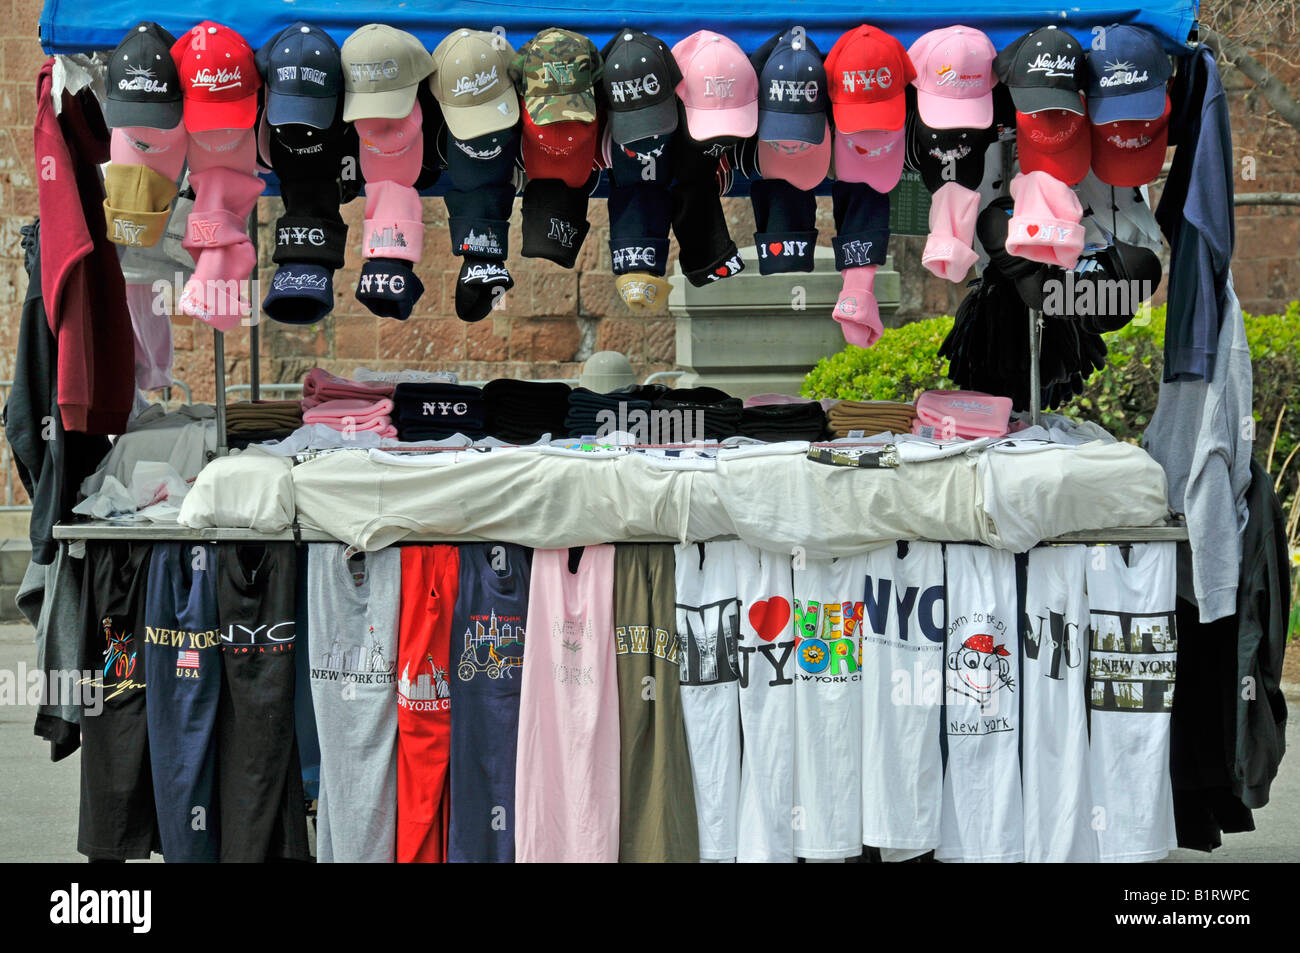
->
[1,621,1296,863]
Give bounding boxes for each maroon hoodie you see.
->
[34,59,134,435]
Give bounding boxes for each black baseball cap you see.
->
[757,32,828,144]
[256,22,343,129]
[105,22,182,129]
[993,26,1086,115]
[907,106,994,192]
[599,29,682,144]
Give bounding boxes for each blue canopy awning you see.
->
[41,0,1199,56]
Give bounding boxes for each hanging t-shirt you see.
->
[143,542,222,862]
[1086,542,1179,862]
[792,554,869,860]
[938,544,1023,863]
[674,541,743,862]
[77,541,158,861]
[215,542,309,862]
[448,542,531,863]
[861,541,945,854]
[735,542,796,863]
[1021,546,1097,863]
[613,543,698,863]
[515,545,620,862]
[397,544,460,863]
[308,543,401,863]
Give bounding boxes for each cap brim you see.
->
[832,94,905,133]
[263,264,334,325]
[184,94,259,132]
[1088,86,1168,124]
[525,90,598,126]
[759,133,831,190]
[343,84,419,123]
[609,97,678,145]
[1089,121,1169,188]
[441,87,520,140]
[266,91,337,130]
[758,107,827,145]
[1010,86,1085,116]
[105,97,183,131]
[834,129,905,192]
[915,89,993,130]
[1017,134,1090,186]
[682,100,758,141]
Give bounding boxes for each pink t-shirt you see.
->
[515,546,620,862]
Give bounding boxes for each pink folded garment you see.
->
[921,181,981,282]
[302,397,396,429]
[301,368,395,409]
[1005,170,1085,269]
[913,389,1012,439]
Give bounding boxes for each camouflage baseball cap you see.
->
[513,28,601,126]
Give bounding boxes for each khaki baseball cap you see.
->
[341,24,433,122]
[513,28,601,126]
[430,29,520,140]
[103,163,178,248]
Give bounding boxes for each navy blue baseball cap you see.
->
[262,263,334,325]
[757,33,828,144]
[1086,25,1172,124]
[256,22,343,130]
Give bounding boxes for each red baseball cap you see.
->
[172,21,261,132]
[521,107,598,188]
[825,25,916,132]
[1090,95,1171,188]
[1016,100,1090,185]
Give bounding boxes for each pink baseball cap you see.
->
[187,127,257,172]
[673,31,758,141]
[356,99,424,186]
[833,127,905,191]
[111,124,188,181]
[1005,170,1086,268]
[757,124,831,191]
[908,26,997,130]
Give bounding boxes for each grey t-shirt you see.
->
[308,544,400,862]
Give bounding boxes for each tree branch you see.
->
[1202,27,1300,133]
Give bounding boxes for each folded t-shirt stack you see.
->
[225,400,304,448]
[738,401,829,442]
[827,400,918,438]
[650,386,744,441]
[564,387,654,438]
[393,382,487,441]
[302,398,398,440]
[301,367,396,409]
[483,379,572,444]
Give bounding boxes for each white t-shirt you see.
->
[938,544,1024,863]
[1022,546,1097,862]
[734,542,797,863]
[792,555,870,859]
[674,541,743,861]
[1085,543,1179,862]
[861,542,945,853]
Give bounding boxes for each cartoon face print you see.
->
[946,633,1014,708]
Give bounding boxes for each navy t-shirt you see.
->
[447,543,531,863]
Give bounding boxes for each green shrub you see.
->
[800,315,955,402]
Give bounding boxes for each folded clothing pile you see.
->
[827,400,918,438]
[912,389,1012,440]
[483,379,572,444]
[301,367,395,409]
[649,387,744,441]
[393,382,487,441]
[738,402,828,442]
[564,387,654,438]
[225,400,304,448]
[303,398,398,440]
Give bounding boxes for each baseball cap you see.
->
[759,130,832,191]
[255,22,342,130]
[341,24,433,122]
[107,22,183,129]
[673,31,759,140]
[514,28,602,126]
[1089,95,1170,187]
[356,99,425,186]
[825,25,916,132]
[521,109,599,188]
[908,26,997,130]
[757,33,828,144]
[1086,25,1173,124]
[172,22,261,132]
[993,26,1085,115]
[445,126,520,191]
[430,29,520,140]
[908,113,994,192]
[600,30,681,144]
[832,127,904,191]
[1016,103,1090,185]
[110,124,188,181]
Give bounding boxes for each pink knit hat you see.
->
[1005,170,1085,268]
[921,181,981,282]
[914,389,1012,439]
[362,180,424,262]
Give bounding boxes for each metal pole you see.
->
[214,329,228,457]
[1028,308,1042,428]
[248,204,260,402]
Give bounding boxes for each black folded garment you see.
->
[484,379,572,442]
[738,402,829,442]
[393,382,487,440]
[565,387,654,437]
[648,386,744,440]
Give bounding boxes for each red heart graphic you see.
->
[1026,224,1039,237]
[769,242,784,255]
[715,266,729,276]
[749,596,791,642]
